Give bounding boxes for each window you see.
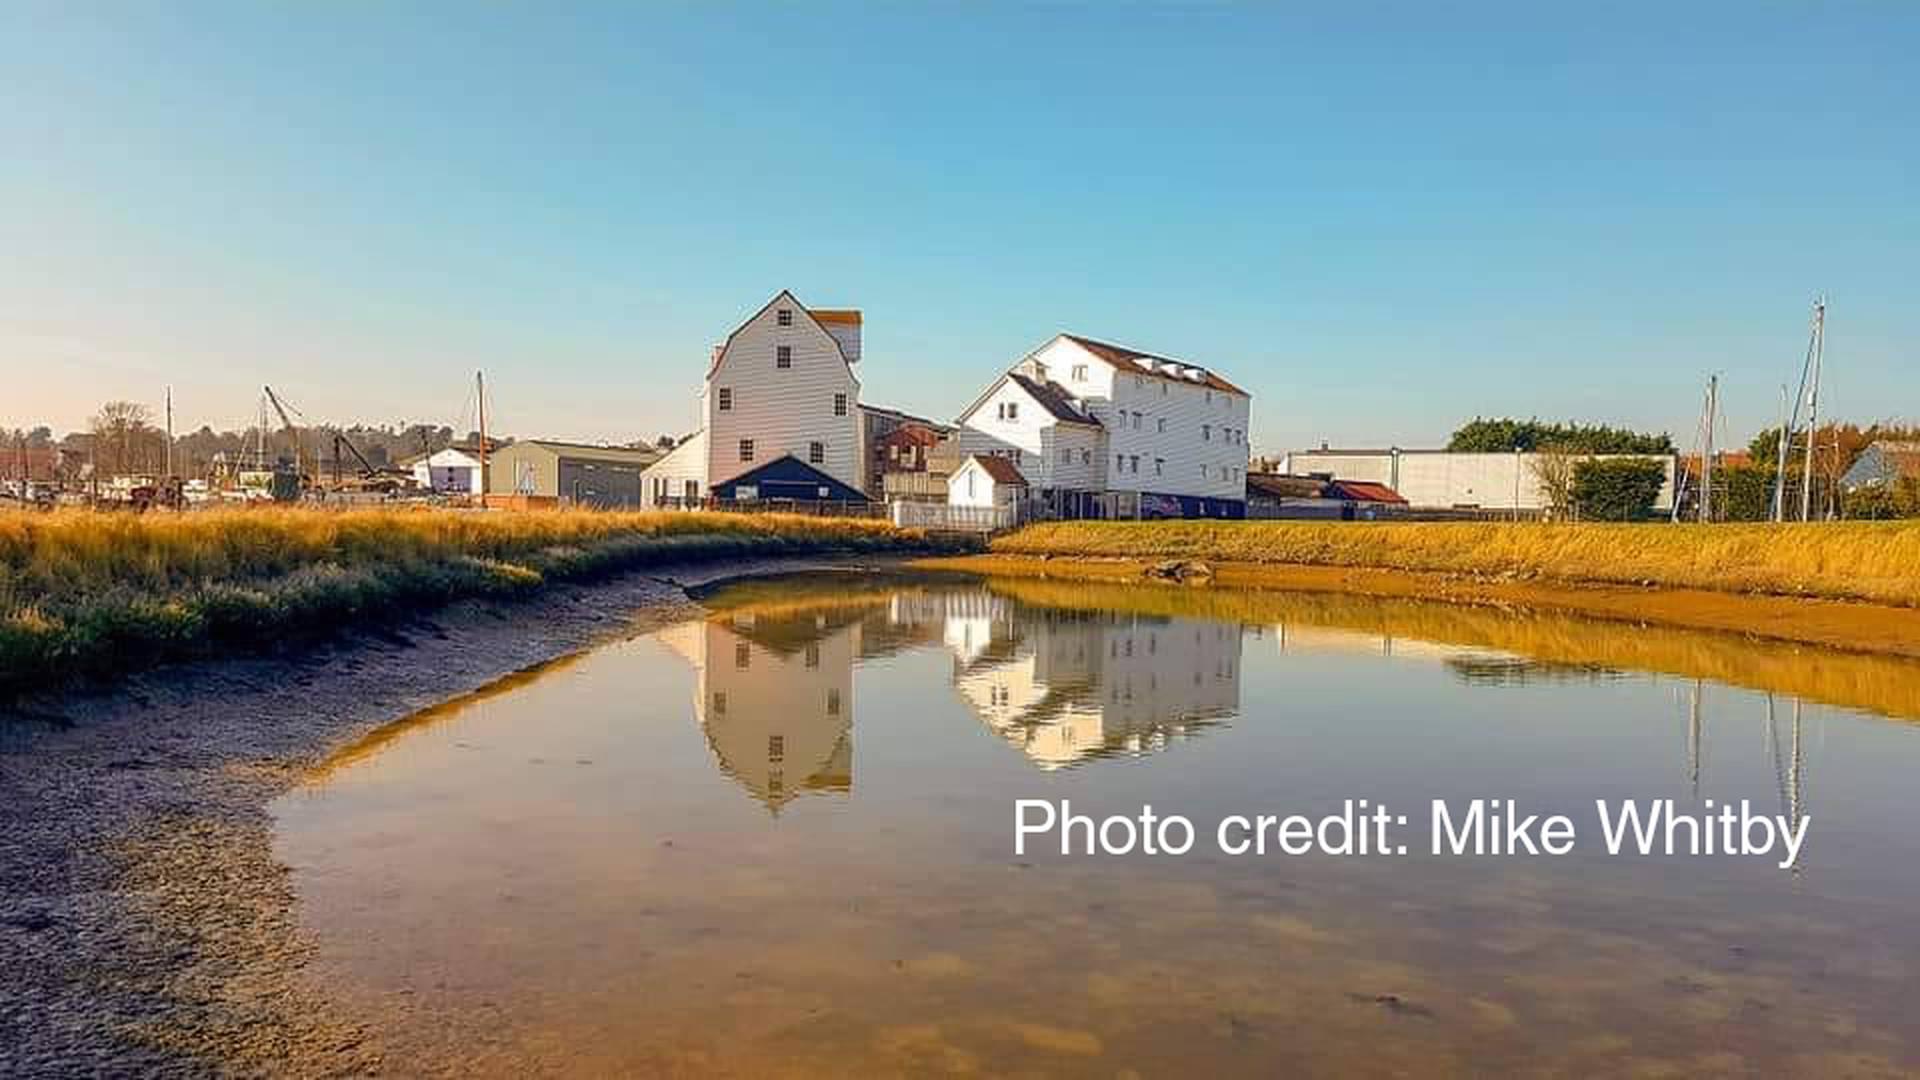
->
[717,387,733,411]
[1157,417,1167,434]
[1081,450,1092,465]
[1059,447,1071,465]
[768,735,784,762]
[777,308,793,326]
[776,345,792,368]
[1201,464,1210,479]
[684,479,698,500]
[1129,455,1140,474]
[1071,364,1088,381]
[1116,454,1125,472]
[809,441,824,465]
[833,393,847,416]
[1202,424,1211,441]
[1154,458,1164,476]
[827,689,841,715]
[805,643,820,669]
[1131,412,1141,430]
[739,438,754,462]
[735,641,751,669]
[712,691,727,715]
[997,401,1018,421]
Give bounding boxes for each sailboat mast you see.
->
[1798,298,1825,521]
[1701,374,1717,523]
[476,370,488,503]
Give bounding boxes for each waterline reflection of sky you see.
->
[271,576,1920,1076]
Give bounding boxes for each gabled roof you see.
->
[957,371,1102,429]
[963,454,1029,487]
[1007,373,1102,426]
[708,290,860,377]
[1057,333,1248,397]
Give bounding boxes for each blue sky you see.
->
[4,3,1915,453]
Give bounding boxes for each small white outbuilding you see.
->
[949,454,1029,511]
[412,447,482,494]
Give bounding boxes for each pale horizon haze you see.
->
[4,3,1916,455]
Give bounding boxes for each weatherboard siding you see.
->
[704,293,863,492]
[1029,337,1250,502]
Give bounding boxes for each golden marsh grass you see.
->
[0,506,948,692]
[994,520,1920,607]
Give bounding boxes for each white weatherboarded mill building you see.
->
[954,334,1253,518]
[644,291,871,506]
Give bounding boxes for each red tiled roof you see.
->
[1059,333,1248,397]
[968,454,1029,486]
[1326,480,1408,505]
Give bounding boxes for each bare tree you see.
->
[1529,444,1578,520]
[90,400,158,478]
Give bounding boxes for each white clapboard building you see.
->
[643,291,871,505]
[954,334,1253,518]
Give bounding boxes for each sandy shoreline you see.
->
[0,555,888,1076]
[911,554,1920,660]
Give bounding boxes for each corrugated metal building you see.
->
[486,440,661,508]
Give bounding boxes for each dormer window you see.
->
[717,387,733,411]
[777,308,793,326]
[776,345,792,369]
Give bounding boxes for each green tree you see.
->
[1449,417,1674,454]
[1714,463,1776,521]
[1571,457,1667,521]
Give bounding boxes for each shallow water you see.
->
[272,573,1920,1076]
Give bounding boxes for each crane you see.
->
[331,431,379,487]
[263,385,305,483]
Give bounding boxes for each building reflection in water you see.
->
[664,584,1247,796]
[931,591,1242,770]
[656,605,865,814]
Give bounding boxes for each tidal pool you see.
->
[272,573,1920,1076]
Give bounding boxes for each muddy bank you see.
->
[911,554,1920,660]
[0,556,886,1076]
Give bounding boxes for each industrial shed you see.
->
[485,440,660,509]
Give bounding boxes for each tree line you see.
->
[7,400,685,484]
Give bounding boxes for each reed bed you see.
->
[0,506,956,693]
[993,521,1920,608]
